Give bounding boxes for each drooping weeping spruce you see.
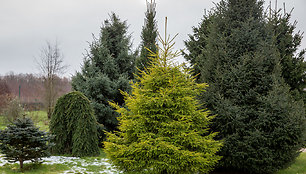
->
[105,29,222,174]
[71,13,135,141]
[136,0,158,76]
[184,0,305,173]
[50,91,99,157]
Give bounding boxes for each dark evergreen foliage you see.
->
[105,34,222,174]
[50,91,99,157]
[268,9,306,103]
[72,13,135,141]
[0,117,52,170]
[184,0,306,173]
[136,0,158,76]
[183,11,213,81]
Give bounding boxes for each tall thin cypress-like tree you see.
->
[72,13,135,141]
[136,0,158,76]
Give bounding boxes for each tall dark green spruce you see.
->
[72,13,135,141]
[268,7,306,104]
[183,11,213,81]
[105,30,222,174]
[135,0,158,76]
[184,0,305,173]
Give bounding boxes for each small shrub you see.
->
[2,98,24,123]
[0,117,53,170]
[50,91,100,157]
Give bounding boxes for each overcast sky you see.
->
[1,0,305,77]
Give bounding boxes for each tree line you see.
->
[0,73,71,111]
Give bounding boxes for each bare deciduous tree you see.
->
[36,41,68,119]
[0,79,11,114]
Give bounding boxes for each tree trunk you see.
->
[46,77,53,119]
[47,108,52,119]
[19,158,24,170]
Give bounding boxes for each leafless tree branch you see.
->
[36,40,68,119]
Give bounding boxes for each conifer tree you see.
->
[50,91,99,157]
[71,13,135,140]
[0,117,52,170]
[268,7,306,103]
[185,3,306,101]
[136,0,158,76]
[185,0,305,173]
[183,12,213,81]
[105,25,222,174]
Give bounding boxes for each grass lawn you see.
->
[1,152,305,174]
[0,163,69,174]
[0,150,119,174]
[0,116,6,130]
[276,152,306,174]
[25,110,49,131]
[0,110,49,131]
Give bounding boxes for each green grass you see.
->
[0,150,116,174]
[276,152,306,174]
[0,116,6,130]
[0,111,49,131]
[0,163,69,174]
[25,111,49,131]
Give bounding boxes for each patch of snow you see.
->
[0,154,8,167]
[41,156,80,165]
[62,166,89,174]
[0,154,121,174]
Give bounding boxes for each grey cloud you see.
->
[0,0,304,76]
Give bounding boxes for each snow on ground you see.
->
[0,154,7,167]
[0,154,121,174]
[2,150,305,173]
